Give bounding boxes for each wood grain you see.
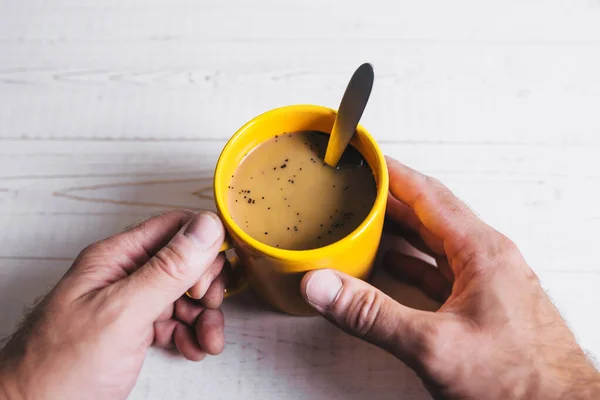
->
[1,1,600,399]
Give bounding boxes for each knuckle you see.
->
[71,242,110,269]
[122,217,146,232]
[523,266,541,285]
[450,237,481,271]
[483,233,525,272]
[150,244,189,281]
[190,273,214,299]
[424,175,467,214]
[497,235,540,282]
[423,174,443,188]
[78,241,105,258]
[157,209,195,223]
[190,259,223,299]
[498,236,522,263]
[343,289,384,338]
[452,231,526,277]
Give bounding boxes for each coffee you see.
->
[227,131,377,250]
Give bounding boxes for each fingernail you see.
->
[305,270,343,309]
[184,212,221,249]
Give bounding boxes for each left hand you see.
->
[0,210,227,400]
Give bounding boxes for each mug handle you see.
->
[185,237,248,300]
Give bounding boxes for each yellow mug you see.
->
[207,104,389,316]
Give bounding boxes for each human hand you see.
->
[300,157,600,400]
[0,211,227,400]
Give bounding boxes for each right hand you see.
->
[300,157,600,400]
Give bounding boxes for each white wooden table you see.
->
[1,1,599,399]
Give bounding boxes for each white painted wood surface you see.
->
[1,1,599,399]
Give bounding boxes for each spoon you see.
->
[324,63,374,167]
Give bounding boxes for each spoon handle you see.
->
[324,63,374,167]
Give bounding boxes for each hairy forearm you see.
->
[531,358,600,400]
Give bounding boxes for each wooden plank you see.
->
[1,2,600,144]
[2,0,600,43]
[2,41,600,145]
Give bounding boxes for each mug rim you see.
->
[214,104,389,261]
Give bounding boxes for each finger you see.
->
[154,319,207,361]
[117,212,225,323]
[386,193,421,232]
[382,220,452,282]
[301,269,435,367]
[67,211,195,296]
[386,157,488,244]
[153,319,178,348]
[384,217,443,256]
[77,210,195,275]
[199,269,226,309]
[195,308,225,356]
[157,303,174,322]
[174,323,207,361]
[174,297,205,326]
[384,250,452,303]
[186,254,226,301]
[435,257,455,283]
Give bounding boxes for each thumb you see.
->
[119,211,225,323]
[301,269,433,366]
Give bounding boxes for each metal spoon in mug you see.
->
[324,63,374,168]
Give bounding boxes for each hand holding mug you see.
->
[0,211,227,399]
[300,157,600,400]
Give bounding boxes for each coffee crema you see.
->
[228,131,377,250]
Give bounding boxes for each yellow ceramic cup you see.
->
[214,104,389,316]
